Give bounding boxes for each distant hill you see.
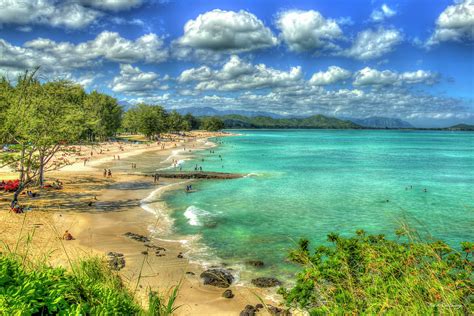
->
[174,106,285,118]
[442,124,474,131]
[350,117,414,128]
[216,114,362,129]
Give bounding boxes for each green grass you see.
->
[0,252,181,315]
[278,228,473,315]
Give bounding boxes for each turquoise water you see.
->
[163,130,474,278]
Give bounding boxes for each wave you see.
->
[156,158,187,171]
[140,181,188,234]
[183,205,212,226]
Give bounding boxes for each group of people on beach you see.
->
[185,184,193,192]
[103,169,112,177]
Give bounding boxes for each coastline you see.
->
[0,131,281,315]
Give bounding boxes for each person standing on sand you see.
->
[103,169,107,177]
[117,155,120,160]
[108,169,112,177]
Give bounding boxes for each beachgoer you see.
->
[108,169,112,177]
[103,169,107,177]
[117,155,120,160]
[63,230,74,240]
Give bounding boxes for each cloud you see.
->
[309,66,351,85]
[80,0,144,11]
[178,55,302,91]
[276,10,343,52]
[110,64,166,94]
[176,9,277,53]
[0,0,148,29]
[0,0,101,29]
[0,31,167,75]
[353,67,438,86]
[370,4,397,22]
[427,0,474,46]
[341,28,403,60]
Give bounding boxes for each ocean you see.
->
[149,130,473,281]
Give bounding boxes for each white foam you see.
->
[183,205,211,226]
[140,181,189,234]
[244,172,262,178]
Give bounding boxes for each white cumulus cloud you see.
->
[0,31,167,75]
[276,10,343,52]
[427,0,474,46]
[178,55,302,91]
[370,4,397,22]
[0,0,101,29]
[111,64,166,94]
[341,28,403,60]
[309,66,352,85]
[177,9,277,53]
[353,67,438,86]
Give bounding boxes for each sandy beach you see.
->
[0,131,282,315]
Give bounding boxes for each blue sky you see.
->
[0,0,473,127]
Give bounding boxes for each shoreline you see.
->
[0,131,281,315]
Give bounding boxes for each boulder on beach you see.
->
[200,269,234,288]
[222,289,234,299]
[240,305,257,316]
[251,277,281,288]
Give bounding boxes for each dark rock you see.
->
[141,251,148,255]
[186,271,195,276]
[251,277,282,288]
[268,305,291,316]
[200,269,234,288]
[177,252,184,259]
[246,260,264,268]
[124,232,150,243]
[240,305,257,316]
[222,289,234,299]
[107,252,125,270]
[255,303,264,310]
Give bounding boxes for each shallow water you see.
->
[162,130,474,279]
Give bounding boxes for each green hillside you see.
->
[218,114,362,129]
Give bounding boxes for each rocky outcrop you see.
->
[200,269,234,288]
[148,171,243,180]
[124,232,150,243]
[251,277,281,288]
[240,304,290,316]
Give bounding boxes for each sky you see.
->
[0,0,473,127]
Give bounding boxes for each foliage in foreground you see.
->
[0,254,180,315]
[279,230,473,315]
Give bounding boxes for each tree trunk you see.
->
[19,145,25,183]
[38,152,45,187]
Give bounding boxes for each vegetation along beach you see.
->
[0,0,473,315]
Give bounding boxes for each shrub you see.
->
[278,230,473,315]
[0,255,141,315]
